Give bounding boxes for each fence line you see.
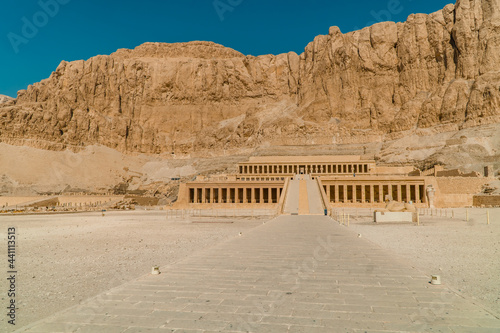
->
[166,209,278,219]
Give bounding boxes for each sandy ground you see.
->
[0,143,248,195]
[1,208,499,332]
[342,207,500,317]
[0,211,263,331]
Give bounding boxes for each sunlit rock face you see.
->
[1,0,500,155]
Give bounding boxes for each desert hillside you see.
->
[0,0,499,194]
[0,122,498,196]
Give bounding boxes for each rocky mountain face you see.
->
[1,0,500,157]
[0,95,13,104]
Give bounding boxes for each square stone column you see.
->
[251,188,256,204]
[207,188,212,203]
[194,188,198,204]
[416,184,420,203]
[361,185,366,203]
[406,185,411,203]
[326,185,331,202]
[370,185,374,203]
[397,184,402,202]
[379,185,384,203]
[343,185,348,203]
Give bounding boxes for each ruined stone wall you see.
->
[431,177,491,207]
[473,195,500,207]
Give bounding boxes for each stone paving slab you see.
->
[15,216,500,333]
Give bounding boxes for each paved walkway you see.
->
[298,180,310,215]
[284,175,324,215]
[18,216,500,333]
[305,179,324,215]
[283,180,300,215]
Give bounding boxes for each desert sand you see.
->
[0,211,263,331]
[344,207,500,316]
[1,209,499,332]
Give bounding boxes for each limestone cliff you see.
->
[1,0,500,156]
[0,95,13,104]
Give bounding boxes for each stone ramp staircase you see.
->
[283,175,325,215]
[283,178,300,215]
[306,177,325,215]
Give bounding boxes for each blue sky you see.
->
[1,0,453,98]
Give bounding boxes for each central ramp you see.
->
[283,175,324,215]
[19,215,500,333]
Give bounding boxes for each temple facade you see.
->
[173,156,491,211]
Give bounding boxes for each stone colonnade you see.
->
[239,163,371,175]
[323,182,426,204]
[189,186,284,204]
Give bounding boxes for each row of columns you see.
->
[240,177,286,181]
[324,183,425,204]
[189,187,283,204]
[240,164,370,175]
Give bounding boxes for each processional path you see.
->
[18,216,500,333]
[284,175,324,216]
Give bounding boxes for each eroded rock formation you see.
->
[1,0,500,155]
[0,95,13,104]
